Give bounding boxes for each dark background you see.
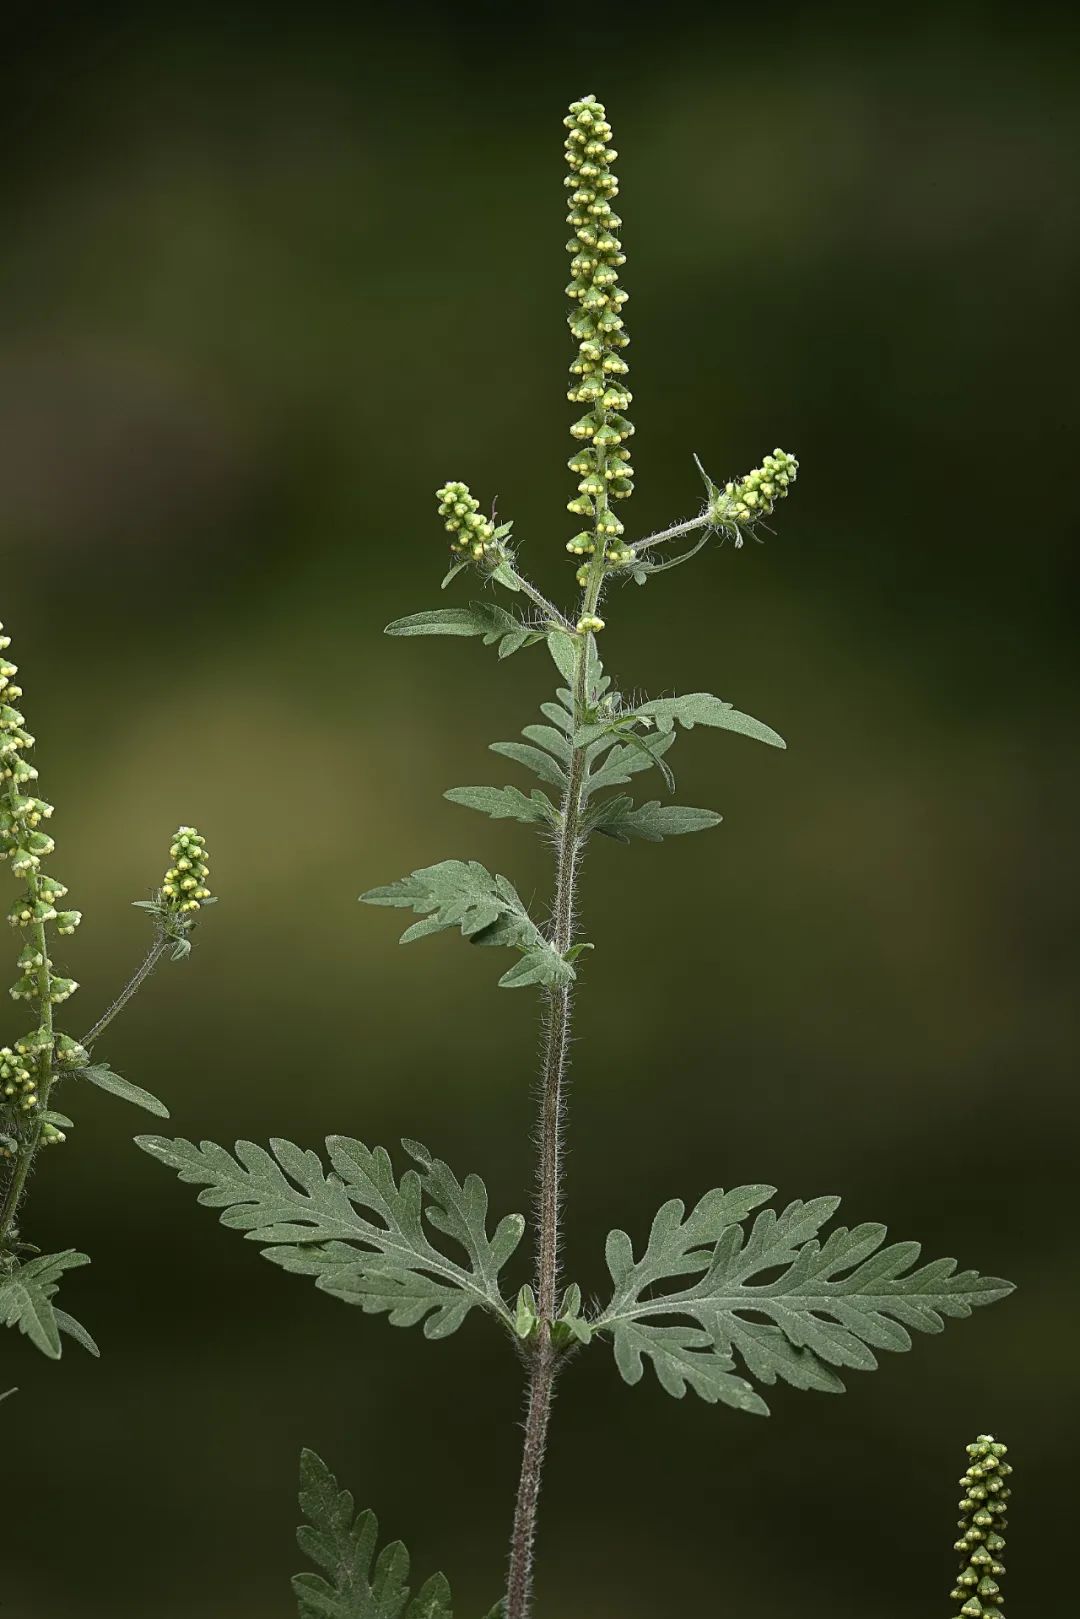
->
[2,4,1077,1614]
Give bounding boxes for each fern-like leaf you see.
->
[294,1449,453,1619]
[136,1135,523,1337]
[585,796,722,843]
[595,1187,1014,1411]
[360,859,576,989]
[0,1250,99,1360]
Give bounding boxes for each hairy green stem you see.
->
[80,932,170,1051]
[503,566,575,631]
[629,512,707,555]
[506,628,591,1619]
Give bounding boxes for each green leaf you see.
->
[294,1449,453,1619]
[582,731,677,798]
[361,860,574,990]
[444,786,559,829]
[439,560,469,591]
[487,742,567,790]
[587,797,722,843]
[596,1189,1014,1412]
[136,1135,524,1337]
[0,1250,92,1360]
[385,604,542,659]
[76,1062,170,1119]
[552,1282,592,1348]
[54,1308,100,1358]
[635,693,786,749]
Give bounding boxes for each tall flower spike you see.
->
[564,94,634,577]
[951,1434,1010,1618]
[0,619,80,1161]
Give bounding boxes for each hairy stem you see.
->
[80,932,171,1051]
[506,628,591,1618]
[503,565,575,631]
[629,512,707,555]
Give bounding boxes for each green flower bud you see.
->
[708,449,799,542]
[54,1033,88,1067]
[565,96,634,571]
[435,481,495,558]
[161,826,212,915]
[950,1435,1010,1617]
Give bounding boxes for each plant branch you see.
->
[501,563,575,631]
[629,512,708,556]
[80,931,172,1052]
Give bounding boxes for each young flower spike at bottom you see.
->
[951,1435,1010,1618]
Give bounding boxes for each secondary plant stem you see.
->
[80,933,171,1051]
[629,513,707,555]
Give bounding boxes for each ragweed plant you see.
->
[140,95,1014,1616]
[0,617,213,1360]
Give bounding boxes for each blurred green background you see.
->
[2,3,1077,1614]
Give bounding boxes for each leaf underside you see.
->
[596,1187,1014,1413]
[136,1134,523,1338]
[0,1250,99,1360]
[294,1449,453,1619]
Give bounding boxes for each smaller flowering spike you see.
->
[950,1434,1010,1618]
[704,449,799,545]
[161,827,212,915]
[576,614,605,634]
[436,482,495,559]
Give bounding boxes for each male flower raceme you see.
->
[0,620,80,1154]
[564,94,635,576]
[161,827,212,915]
[437,482,495,559]
[705,449,799,544]
[951,1435,1010,1618]
[133,825,214,960]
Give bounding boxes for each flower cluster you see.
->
[951,1434,1010,1618]
[0,620,80,1156]
[161,827,212,915]
[709,450,799,540]
[437,483,495,559]
[564,95,634,578]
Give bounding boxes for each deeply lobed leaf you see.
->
[595,1187,1014,1412]
[0,1250,99,1360]
[294,1449,453,1619]
[136,1135,524,1337]
[360,859,576,990]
